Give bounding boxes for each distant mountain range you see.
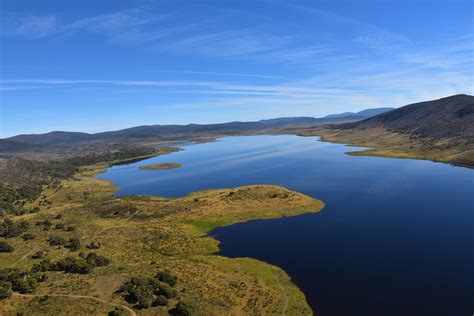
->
[2,107,393,150]
[259,107,393,126]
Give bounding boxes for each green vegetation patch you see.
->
[0,152,322,315]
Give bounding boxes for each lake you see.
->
[97,135,474,316]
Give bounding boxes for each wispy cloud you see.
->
[353,32,408,50]
[144,70,285,79]
[156,29,292,59]
[1,15,58,38]
[1,2,472,124]
[0,6,335,63]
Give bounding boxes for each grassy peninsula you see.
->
[0,151,324,315]
[139,163,182,171]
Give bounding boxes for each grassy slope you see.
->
[1,155,324,315]
[293,126,474,167]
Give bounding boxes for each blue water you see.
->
[97,135,474,316]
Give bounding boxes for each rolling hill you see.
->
[8,131,94,147]
[0,139,40,153]
[296,94,474,166]
[338,94,473,140]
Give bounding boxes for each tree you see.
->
[108,307,128,316]
[11,277,37,294]
[158,283,176,299]
[138,294,154,309]
[30,260,54,272]
[55,257,92,274]
[120,272,178,310]
[153,295,168,306]
[86,253,110,267]
[168,302,193,316]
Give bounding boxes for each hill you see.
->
[0,139,40,153]
[338,94,473,139]
[8,131,94,147]
[294,94,474,166]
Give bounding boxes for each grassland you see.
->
[0,152,324,315]
[139,163,182,171]
[289,126,474,167]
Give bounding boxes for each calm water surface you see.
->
[97,135,474,316]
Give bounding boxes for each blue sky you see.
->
[1,0,473,137]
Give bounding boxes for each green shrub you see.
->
[55,257,93,274]
[153,295,168,306]
[108,307,128,316]
[22,233,35,241]
[85,253,110,267]
[48,236,66,246]
[54,223,65,230]
[0,269,47,295]
[119,272,178,309]
[0,219,29,238]
[156,271,177,286]
[31,251,46,259]
[0,282,12,300]
[0,241,14,252]
[158,283,176,299]
[168,301,193,316]
[31,260,53,272]
[65,238,81,251]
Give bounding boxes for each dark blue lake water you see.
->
[97,135,474,316]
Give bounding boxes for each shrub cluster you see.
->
[0,145,158,212]
[54,223,76,232]
[36,219,53,230]
[168,301,194,316]
[0,219,29,238]
[47,236,81,251]
[119,272,178,309]
[0,269,48,299]
[31,253,110,274]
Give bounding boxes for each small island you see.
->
[139,162,182,170]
